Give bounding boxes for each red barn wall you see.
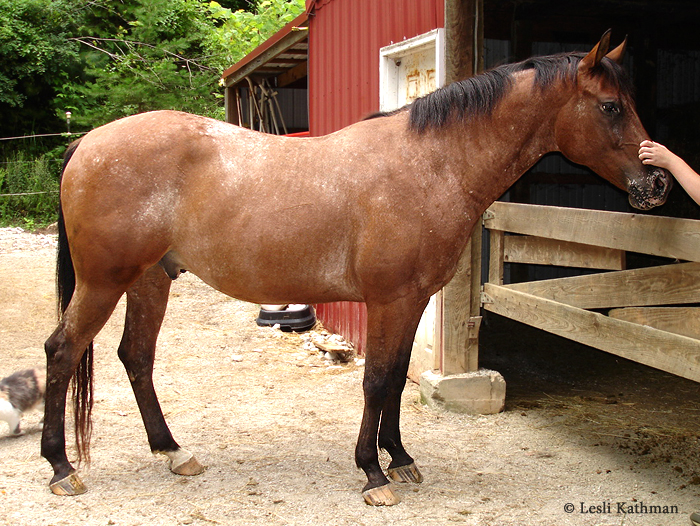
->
[306,0,444,353]
[308,0,444,135]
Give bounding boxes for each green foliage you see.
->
[57,0,305,127]
[0,0,305,133]
[0,0,81,141]
[0,152,60,227]
[64,0,225,126]
[205,0,306,73]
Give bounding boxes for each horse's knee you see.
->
[362,373,389,399]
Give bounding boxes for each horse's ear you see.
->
[579,29,612,72]
[605,35,628,65]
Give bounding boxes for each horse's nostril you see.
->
[652,170,670,194]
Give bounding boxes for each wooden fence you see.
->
[481,201,700,383]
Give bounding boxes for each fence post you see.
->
[419,0,505,413]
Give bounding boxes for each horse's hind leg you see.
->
[117,265,204,476]
[356,297,429,506]
[42,287,125,495]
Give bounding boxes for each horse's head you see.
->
[554,31,672,210]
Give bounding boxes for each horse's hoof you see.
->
[387,462,423,484]
[165,449,205,476]
[49,472,87,496]
[171,455,205,476]
[362,483,401,506]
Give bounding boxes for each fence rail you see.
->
[483,202,700,383]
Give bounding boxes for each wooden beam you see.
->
[609,307,700,341]
[445,0,483,82]
[223,30,308,88]
[441,236,479,375]
[503,235,625,270]
[488,229,504,285]
[277,61,307,88]
[483,283,700,383]
[484,202,700,262]
[224,87,240,125]
[505,261,700,310]
[439,0,484,377]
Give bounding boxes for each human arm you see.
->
[639,140,700,205]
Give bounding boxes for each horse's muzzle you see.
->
[628,167,672,210]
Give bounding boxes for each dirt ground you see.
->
[1,226,699,526]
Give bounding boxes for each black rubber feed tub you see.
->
[255,304,316,332]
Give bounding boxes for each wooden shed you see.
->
[222,0,700,409]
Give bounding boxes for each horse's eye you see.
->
[601,102,621,115]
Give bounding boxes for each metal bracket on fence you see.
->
[467,316,483,340]
[480,291,494,305]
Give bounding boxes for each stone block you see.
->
[419,369,506,414]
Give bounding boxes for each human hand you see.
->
[638,140,678,170]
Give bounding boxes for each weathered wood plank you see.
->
[445,0,482,83]
[608,307,700,340]
[505,261,700,309]
[223,28,308,88]
[489,229,505,285]
[441,239,473,375]
[483,283,700,383]
[409,292,441,383]
[442,236,479,375]
[503,235,625,270]
[484,202,700,261]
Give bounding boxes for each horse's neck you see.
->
[441,71,568,209]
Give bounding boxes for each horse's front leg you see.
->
[356,297,429,506]
[118,266,204,476]
[379,347,424,485]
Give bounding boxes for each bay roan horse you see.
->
[43,31,670,505]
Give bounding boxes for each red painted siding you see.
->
[307,0,444,353]
[314,301,368,354]
[308,0,444,135]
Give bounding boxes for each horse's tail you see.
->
[56,138,93,465]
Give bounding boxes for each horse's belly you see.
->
[175,225,361,305]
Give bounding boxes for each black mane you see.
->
[407,51,634,133]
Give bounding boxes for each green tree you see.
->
[63,0,305,126]
[0,0,305,135]
[0,0,306,226]
[205,0,306,73]
[64,0,222,127]
[218,0,257,11]
[0,0,82,145]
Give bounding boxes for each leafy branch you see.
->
[71,36,219,87]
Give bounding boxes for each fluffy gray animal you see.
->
[0,368,45,435]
